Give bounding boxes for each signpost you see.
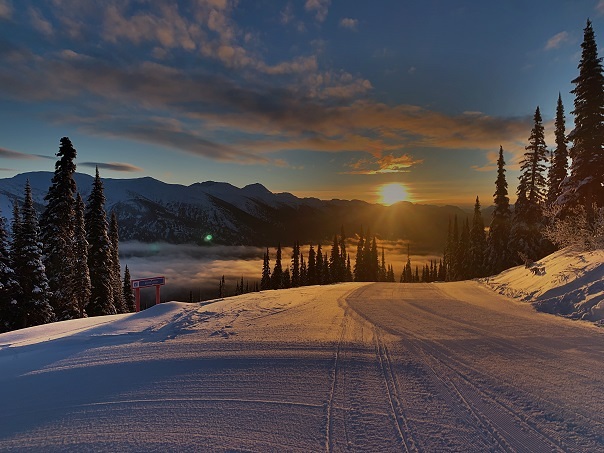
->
[131,276,166,312]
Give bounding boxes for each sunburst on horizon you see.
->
[379,183,410,205]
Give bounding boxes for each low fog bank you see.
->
[120,240,440,307]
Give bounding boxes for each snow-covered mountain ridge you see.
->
[0,171,466,248]
[482,247,604,322]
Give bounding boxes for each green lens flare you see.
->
[204,234,213,242]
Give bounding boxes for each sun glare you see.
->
[380,183,409,205]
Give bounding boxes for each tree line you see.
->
[0,137,135,333]
[259,227,396,291]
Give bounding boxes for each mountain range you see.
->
[0,172,477,252]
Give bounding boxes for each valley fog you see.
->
[120,240,442,307]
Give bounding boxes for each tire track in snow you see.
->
[374,328,417,452]
[324,307,348,453]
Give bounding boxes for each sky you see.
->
[0,0,603,206]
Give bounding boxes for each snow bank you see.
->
[481,247,604,322]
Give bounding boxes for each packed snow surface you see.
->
[1,282,603,451]
[483,247,604,322]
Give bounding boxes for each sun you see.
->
[379,183,409,205]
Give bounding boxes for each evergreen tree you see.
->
[510,107,549,262]
[0,208,18,332]
[316,244,324,284]
[469,196,487,278]
[300,254,307,285]
[218,275,225,298]
[548,94,569,206]
[123,265,136,312]
[307,245,316,285]
[109,212,126,313]
[354,227,364,282]
[561,20,604,211]
[261,248,271,290]
[282,268,291,288]
[509,180,537,263]
[85,168,115,316]
[521,107,549,207]
[346,254,353,282]
[291,241,300,287]
[457,218,471,280]
[40,137,79,320]
[12,182,55,328]
[486,146,513,274]
[72,194,91,318]
[271,243,283,289]
[322,253,329,284]
[329,234,341,283]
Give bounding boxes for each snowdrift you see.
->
[481,247,604,322]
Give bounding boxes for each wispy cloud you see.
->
[545,31,569,50]
[597,0,604,16]
[339,18,358,31]
[0,0,12,20]
[342,154,424,175]
[28,6,53,36]
[0,147,48,160]
[305,0,330,22]
[80,162,143,172]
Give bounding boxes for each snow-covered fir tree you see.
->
[109,212,126,313]
[12,182,55,328]
[485,146,513,274]
[547,94,569,206]
[72,194,91,318]
[0,208,19,332]
[561,20,604,211]
[40,137,79,320]
[85,168,115,316]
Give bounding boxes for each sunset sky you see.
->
[0,0,603,206]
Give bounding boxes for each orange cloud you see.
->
[342,154,423,175]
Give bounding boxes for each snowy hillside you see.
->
[482,247,604,322]
[0,171,466,248]
[1,282,602,451]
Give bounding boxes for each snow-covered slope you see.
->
[482,247,604,322]
[1,282,602,451]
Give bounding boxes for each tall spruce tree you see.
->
[40,137,79,320]
[469,196,487,278]
[12,182,55,328]
[316,244,324,284]
[548,94,569,206]
[85,168,115,316]
[109,212,126,313]
[329,234,341,283]
[354,227,364,282]
[509,107,549,262]
[521,107,549,207]
[486,146,513,275]
[73,194,91,318]
[122,265,136,313]
[0,208,18,332]
[457,218,471,280]
[562,19,604,211]
[291,241,300,287]
[261,248,271,290]
[271,243,283,289]
[307,244,316,285]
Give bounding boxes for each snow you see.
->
[1,276,603,451]
[482,247,604,322]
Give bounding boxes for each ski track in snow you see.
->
[0,282,603,452]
